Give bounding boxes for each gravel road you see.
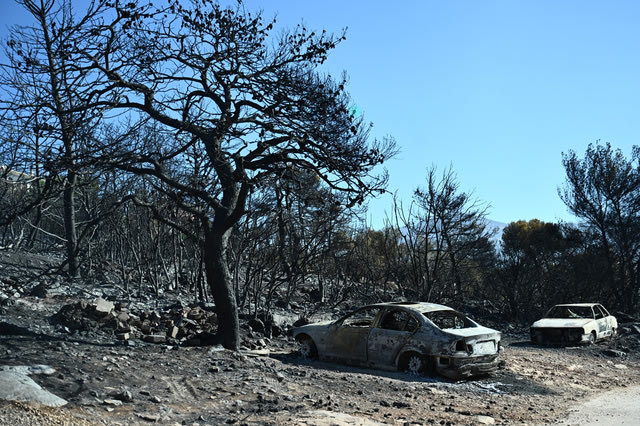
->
[557,385,640,425]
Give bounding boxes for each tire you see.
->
[588,331,596,345]
[402,352,427,375]
[297,335,318,359]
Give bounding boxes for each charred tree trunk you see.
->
[39,3,80,279]
[443,231,463,303]
[63,169,79,278]
[203,224,239,351]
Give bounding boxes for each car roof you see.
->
[369,301,455,313]
[552,303,600,308]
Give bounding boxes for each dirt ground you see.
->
[2,252,640,425]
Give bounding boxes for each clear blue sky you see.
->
[4,1,640,228]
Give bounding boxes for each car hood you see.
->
[443,325,500,339]
[531,318,591,328]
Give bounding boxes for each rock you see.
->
[296,410,386,425]
[116,312,130,322]
[187,307,204,320]
[143,334,167,343]
[94,298,114,316]
[169,326,179,339]
[246,349,270,357]
[140,321,152,334]
[136,412,161,422]
[26,366,56,375]
[476,415,496,425]
[116,321,131,333]
[602,349,627,358]
[116,332,131,341]
[0,365,67,407]
[110,389,134,402]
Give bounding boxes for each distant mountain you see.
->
[485,219,507,244]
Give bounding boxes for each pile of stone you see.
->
[51,297,219,345]
[0,277,24,306]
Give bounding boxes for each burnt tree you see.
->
[0,0,116,275]
[86,0,395,349]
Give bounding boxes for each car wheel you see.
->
[297,335,318,359]
[406,353,425,375]
[588,331,596,345]
[612,328,617,337]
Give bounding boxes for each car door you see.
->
[367,308,420,368]
[595,305,612,336]
[324,306,381,364]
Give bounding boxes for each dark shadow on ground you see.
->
[0,320,121,349]
[268,349,552,396]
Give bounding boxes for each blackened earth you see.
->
[1,251,640,425]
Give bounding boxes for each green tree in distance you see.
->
[498,219,573,319]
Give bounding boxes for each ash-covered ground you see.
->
[1,250,640,425]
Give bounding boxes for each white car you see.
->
[530,303,617,345]
[292,302,502,380]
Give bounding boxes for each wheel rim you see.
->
[407,355,423,374]
[299,339,313,358]
[589,333,596,344]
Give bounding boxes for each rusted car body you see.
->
[530,303,617,345]
[292,302,501,380]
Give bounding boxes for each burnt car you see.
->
[292,302,501,379]
[530,303,617,345]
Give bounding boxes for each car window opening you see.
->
[546,306,594,319]
[379,310,420,332]
[341,307,379,327]
[423,311,476,330]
